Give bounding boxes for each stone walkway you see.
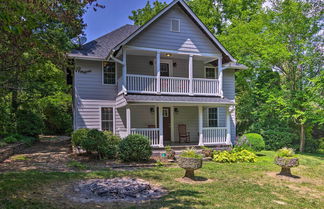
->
[0,136,74,172]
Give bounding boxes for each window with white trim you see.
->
[103,62,116,84]
[208,108,218,127]
[171,18,180,32]
[101,107,113,131]
[205,66,218,79]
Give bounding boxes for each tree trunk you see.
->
[299,124,305,152]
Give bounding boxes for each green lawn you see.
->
[0,151,323,209]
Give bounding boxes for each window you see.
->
[103,62,116,84]
[101,107,114,131]
[208,108,218,127]
[171,18,180,32]
[205,66,217,79]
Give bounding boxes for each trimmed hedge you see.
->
[118,134,152,162]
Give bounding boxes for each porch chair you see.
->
[178,124,190,143]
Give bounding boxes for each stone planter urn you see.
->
[275,157,299,176]
[177,156,202,179]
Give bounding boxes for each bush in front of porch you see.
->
[118,134,152,162]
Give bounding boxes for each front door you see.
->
[160,62,170,77]
[162,107,171,141]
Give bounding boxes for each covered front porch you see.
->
[116,99,234,148]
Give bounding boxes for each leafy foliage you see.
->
[262,130,297,151]
[71,128,90,147]
[276,147,296,158]
[101,131,121,159]
[118,134,152,162]
[179,147,203,159]
[16,110,43,137]
[213,148,257,163]
[238,133,265,152]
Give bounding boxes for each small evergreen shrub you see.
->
[80,129,107,159]
[180,147,203,159]
[71,128,89,147]
[101,131,121,159]
[213,148,256,163]
[238,133,265,152]
[118,134,152,162]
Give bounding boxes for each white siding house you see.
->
[69,0,247,148]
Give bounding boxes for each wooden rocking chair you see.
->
[178,124,190,143]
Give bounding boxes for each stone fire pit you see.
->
[70,178,167,203]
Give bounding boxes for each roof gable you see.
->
[114,0,235,63]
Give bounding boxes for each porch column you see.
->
[218,56,223,97]
[198,106,204,146]
[226,106,232,145]
[189,54,193,95]
[170,106,174,142]
[122,48,127,93]
[158,105,164,147]
[156,51,161,93]
[126,106,131,135]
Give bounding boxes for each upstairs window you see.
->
[205,66,218,79]
[208,108,218,127]
[171,18,180,32]
[101,107,114,131]
[103,62,116,84]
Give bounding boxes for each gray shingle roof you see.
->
[125,94,235,105]
[69,24,140,59]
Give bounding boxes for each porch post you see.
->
[158,105,164,147]
[126,106,131,135]
[226,106,232,145]
[170,106,174,142]
[218,56,223,97]
[198,106,204,146]
[122,48,127,93]
[156,51,161,93]
[189,54,193,95]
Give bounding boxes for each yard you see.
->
[0,137,323,209]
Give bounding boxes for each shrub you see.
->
[118,134,152,162]
[80,129,107,158]
[262,130,296,150]
[71,128,89,147]
[0,141,7,147]
[20,136,37,146]
[238,133,265,152]
[213,148,256,163]
[16,109,43,137]
[180,147,202,159]
[101,131,121,159]
[3,136,18,144]
[276,147,296,158]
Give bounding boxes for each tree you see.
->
[129,1,168,26]
[0,0,103,136]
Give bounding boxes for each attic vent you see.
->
[171,18,180,32]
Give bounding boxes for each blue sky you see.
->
[83,0,173,43]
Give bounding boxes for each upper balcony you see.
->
[116,46,224,97]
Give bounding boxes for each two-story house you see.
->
[69,0,247,148]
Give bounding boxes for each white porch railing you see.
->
[130,128,160,147]
[202,127,228,145]
[160,76,190,94]
[127,74,157,93]
[193,78,220,96]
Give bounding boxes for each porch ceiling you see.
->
[124,94,235,105]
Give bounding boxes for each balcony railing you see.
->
[130,128,160,147]
[125,74,221,96]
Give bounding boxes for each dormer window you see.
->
[171,18,180,32]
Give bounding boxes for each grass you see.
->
[67,160,88,170]
[10,154,29,161]
[0,151,323,209]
